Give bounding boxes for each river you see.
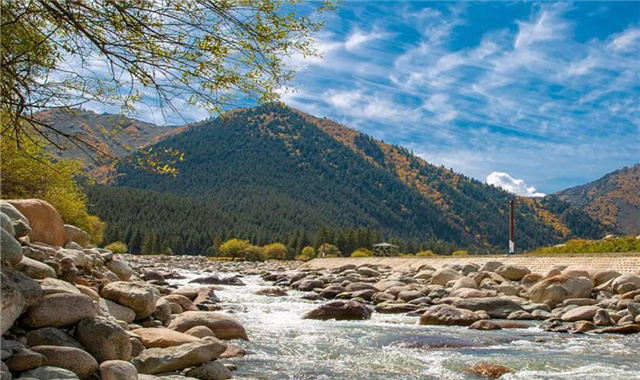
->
[170,272,640,380]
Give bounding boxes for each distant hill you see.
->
[553,164,640,235]
[35,108,187,180]
[80,104,604,255]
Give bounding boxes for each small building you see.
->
[373,243,399,257]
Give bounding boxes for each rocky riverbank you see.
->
[1,199,274,380]
[259,258,640,335]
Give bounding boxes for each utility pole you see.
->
[509,199,515,254]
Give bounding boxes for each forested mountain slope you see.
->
[36,108,187,179]
[553,164,640,235]
[85,104,604,255]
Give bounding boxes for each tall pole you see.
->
[509,199,515,254]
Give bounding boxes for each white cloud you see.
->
[514,6,571,49]
[608,27,640,52]
[345,30,389,51]
[486,172,546,197]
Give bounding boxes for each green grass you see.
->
[531,236,640,254]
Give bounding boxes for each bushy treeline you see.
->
[531,236,640,254]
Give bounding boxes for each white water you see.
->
[171,273,640,380]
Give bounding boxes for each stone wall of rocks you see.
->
[303,254,640,274]
[0,199,249,380]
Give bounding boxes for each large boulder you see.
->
[101,281,156,319]
[7,199,66,246]
[185,361,232,380]
[0,201,29,226]
[612,274,640,294]
[0,212,14,235]
[453,297,524,319]
[1,270,28,334]
[495,265,531,281]
[430,269,463,286]
[21,293,96,328]
[14,256,56,279]
[26,327,85,350]
[134,328,200,348]
[419,304,481,326]
[99,360,138,380]
[105,260,134,281]
[168,311,248,340]
[75,316,132,362]
[98,298,136,323]
[528,275,593,305]
[64,225,91,248]
[303,300,372,321]
[17,365,80,379]
[5,348,47,372]
[31,346,98,379]
[1,228,24,265]
[40,278,81,296]
[163,294,198,312]
[561,306,600,322]
[132,337,227,375]
[593,270,621,286]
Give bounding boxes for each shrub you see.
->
[219,238,250,258]
[452,250,468,256]
[416,250,436,257]
[317,243,340,257]
[351,248,373,257]
[244,245,266,262]
[301,246,316,259]
[1,130,105,243]
[104,241,128,254]
[263,242,287,260]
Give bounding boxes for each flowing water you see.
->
[172,273,640,380]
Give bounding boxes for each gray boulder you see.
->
[101,281,156,320]
[31,346,98,379]
[453,297,523,318]
[132,337,227,375]
[185,360,232,380]
[14,256,56,279]
[528,275,593,305]
[303,300,372,321]
[75,316,132,362]
[26,327,85,350]
[419,304,481,326]
[21,293,96,328]
[1,228,24,265]
[18,366,79,379]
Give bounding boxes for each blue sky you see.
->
[83,1,640,195]
[277,1,640,195]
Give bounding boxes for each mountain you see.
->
[35,108,187,180]
[82,104,604,255]
[552,164,640,235]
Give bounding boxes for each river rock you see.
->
[612,274,640,294]
[495,265,530,281]
[22,293,96,328]
[135,328,200,348]
[453,297,523,318]
[163,294,198,312]
[105,260,134,281]
[102,281,156,319]
[185,360,232,380]
[468,320,502,330]
[18,365,80,379]
[99,298,136,323]
[562,266,592,279]
[591,324,640,335]
[561,305,599,322]
[24,326,81,349]
[39,278,79,296]
[593,309,614,326]
[168,311,248,340]
[99,360,138,380]
[5,349,47,372]
[452,277,477,290]
[357,267,380,278]
[319,285,347,299]
[254,288,287,297]
[185,326,215,338]
[430,269,463,286]
[219,344,245,359]
[1,228,24,265]
[0,212,14,236]
[7,199,66,246]
[57,249,90,268]
[189,275,244,286]
[64,225,91,248]
[465,362,512,379]
[296,279,325,291]
[419,304,481,326]
[528,275,593,305]
[478,261,503,273]
[132,337,227,375]
[1,270,28,334]
[75,316,132,362]
[14,256,56,280]
[593,270,621,286]
[31,346,98,379]
[303,300,372,321]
